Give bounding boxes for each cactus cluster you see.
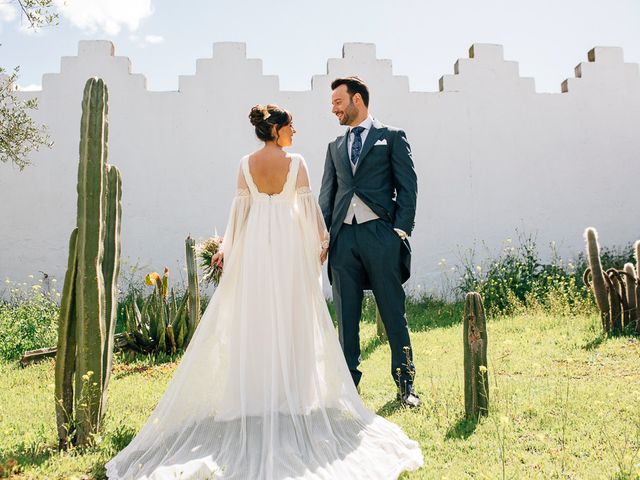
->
[463,292,489,419]
[54,78,122,449]
[583,228,640,335]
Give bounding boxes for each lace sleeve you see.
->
[220,163,252,259]
[295,156,330,250]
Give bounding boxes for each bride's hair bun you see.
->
[249,105,268,126]
[248,104,292,142]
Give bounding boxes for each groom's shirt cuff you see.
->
[393,228,408,239]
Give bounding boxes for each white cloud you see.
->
[55,0,153,35]
[16,83,42,91]
[144,34,163,44]
[0,2,17,22]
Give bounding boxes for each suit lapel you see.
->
[336,129,351,176]
[355,119,385,173]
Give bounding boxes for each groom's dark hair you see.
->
[331,76,370,107]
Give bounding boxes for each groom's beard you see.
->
[339,102,359,126]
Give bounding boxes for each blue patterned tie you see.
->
[350,126,365,166]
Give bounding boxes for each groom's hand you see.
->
[320,247,329,265]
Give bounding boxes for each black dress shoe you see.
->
[397,387,421,408]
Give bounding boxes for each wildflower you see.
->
[82,374,89,381]
[4,278,10,284]
[28,274,34,279]
[479,365,488,373]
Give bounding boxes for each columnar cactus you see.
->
[584,228,640,335]
[54,78,122,449]
[623,263,637,329]
[54,228,78,449]
[463,292,489,419]
[100,164,122,419]
[185,235,201,344]
[607,269,624,333]
[585,228,611,332]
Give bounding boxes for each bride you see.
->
[105,104,424,479]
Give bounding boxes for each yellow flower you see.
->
[479,365,488,373]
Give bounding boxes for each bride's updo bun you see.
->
[249,104,292,142]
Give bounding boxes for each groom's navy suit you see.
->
[319,118,418,391]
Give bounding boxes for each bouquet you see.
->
[196,235,224,287]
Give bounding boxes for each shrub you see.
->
[455,234,594,316]
[0,279,59,361]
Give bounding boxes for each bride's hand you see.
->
[320,246,328,265]
[211,251,224,268]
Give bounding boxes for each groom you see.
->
[319,76,420,408]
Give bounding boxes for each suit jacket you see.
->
[319,119,418,286]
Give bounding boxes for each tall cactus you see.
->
[100,164,122,418]
[185,235,201,344]
[54,228,78,449]
[54,78,122,448]
[584,228,611,332]
[623,263,637,329]
[463,292,489,419]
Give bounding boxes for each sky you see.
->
[1,0,639,93]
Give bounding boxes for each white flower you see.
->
[28,274,34,279]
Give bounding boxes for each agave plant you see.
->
[123,268,191,354]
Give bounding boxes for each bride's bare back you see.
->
[247,148,293,195]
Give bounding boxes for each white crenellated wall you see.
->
[1,40,639,296]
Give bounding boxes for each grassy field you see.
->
[1,299,639,479]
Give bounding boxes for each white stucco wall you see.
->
[1,41,639,296]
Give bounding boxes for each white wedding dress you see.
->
[105,153,424,479]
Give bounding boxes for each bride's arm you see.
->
[295,156,330,264]
[211,164,251,268]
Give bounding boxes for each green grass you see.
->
[1,300,639,479]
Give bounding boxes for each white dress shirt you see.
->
[344,116,380,225]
